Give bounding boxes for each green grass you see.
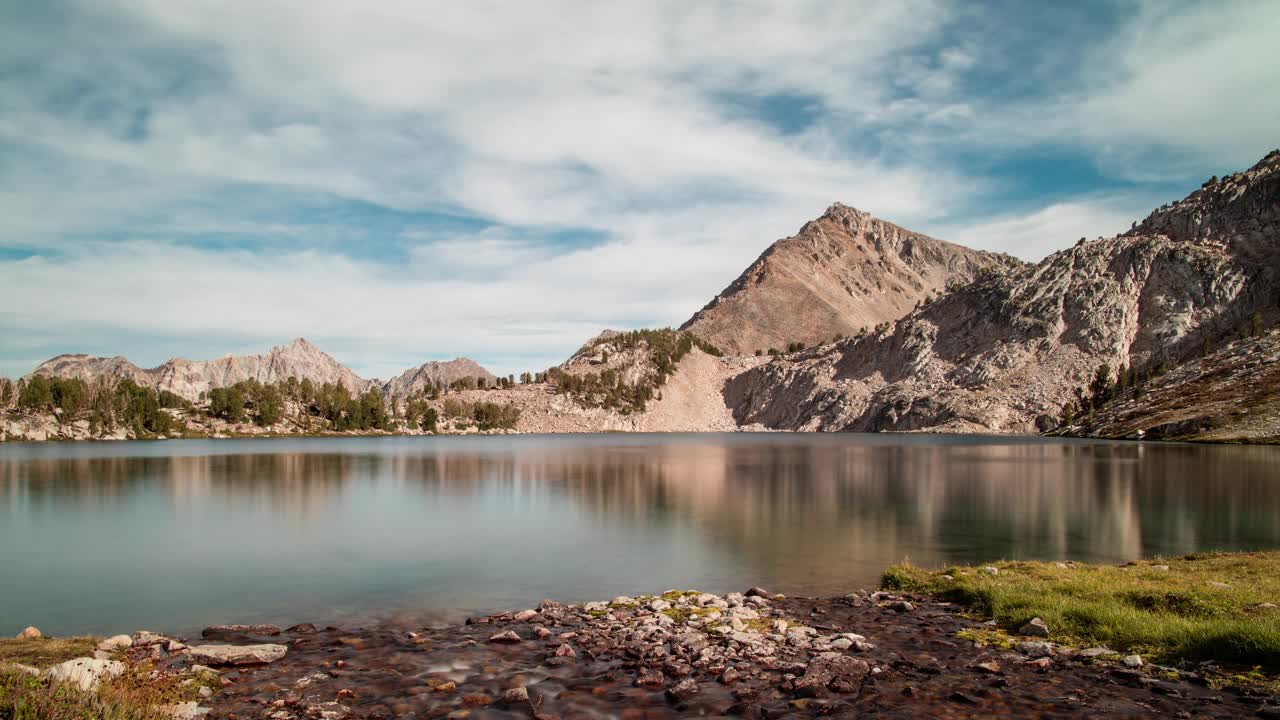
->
[881,552,1280,667]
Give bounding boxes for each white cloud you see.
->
[929,194,1159,262]
[0,0,1275,377]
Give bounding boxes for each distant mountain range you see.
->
[9,149,1280,442]
[27,338,497,403]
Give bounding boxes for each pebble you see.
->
[666,678,699,702]
[501,687,529,705]
[1018,617,1049,637]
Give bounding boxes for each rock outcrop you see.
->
[681,204,1024,356]
[726,150,1280,434]
[382,358,497,400]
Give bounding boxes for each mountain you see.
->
[681,203,1024,355]
[383,359,498,399]
[725,150,1280,436]
[29,338,374,401]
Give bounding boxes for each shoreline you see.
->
[6,556,1280,718]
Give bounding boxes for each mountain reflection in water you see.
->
[2,434,1278,636]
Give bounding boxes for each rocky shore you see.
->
[8,587,1279,719]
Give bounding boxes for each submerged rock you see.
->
[201,624,281,637]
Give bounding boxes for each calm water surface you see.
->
[3,433,1279,636]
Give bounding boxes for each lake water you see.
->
[3,434,1279,637]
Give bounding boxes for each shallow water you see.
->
[2,433,1278,636]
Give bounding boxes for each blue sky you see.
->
[1,0,1277,379]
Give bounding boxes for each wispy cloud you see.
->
[1,0,1275,377]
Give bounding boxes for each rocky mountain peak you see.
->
[681,204,1024,355]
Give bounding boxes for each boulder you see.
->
[46,657,125,691]
[15,626,41,639]
[187,643,288,666]
[97,635,133,652]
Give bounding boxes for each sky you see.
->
[1,0,1277,380]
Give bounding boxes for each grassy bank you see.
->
[0,637,211,720]
[882,551,1280,669]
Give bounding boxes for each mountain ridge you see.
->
[681,202,1025,355]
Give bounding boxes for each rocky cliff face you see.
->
[29,338,374,401]
[726,150,1280,434]
[1064,329,1280,442]
[681,204,1024,356]
[383,358,498,399]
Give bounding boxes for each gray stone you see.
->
[487,630,522,644]
[46,657,125,691]
[161,702,211,720]
[1122,654,1144,668]
[982,566,1000,575]
[97,635,133,652]
[187,643,288,666]
[1019,617,1050,637]
[1015,641,1053,658]
[201,624,281,637]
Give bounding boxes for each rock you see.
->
[286,623,318,634]
[648,599,672,612]
[161,702,210,720]
[635,668,665,688]
[501,687,530,705]
[675,631,709,652]
[188,644,288,666]
[666,678,699,702]
[1027,657,1053,669]
[972,661,1000,674]
[201,624,281,637]
[1019,617,1050,637]
[982,566,1000,575]
[830,638,853,651]
[554,644,576,658]
[793,655,869,697]
[720,667,741,684]
[611,596,635,606]
[888,600,914,613]
[1015,641,1053,658]
[696,593,725,608]
[133,631,173,647]
[488,631,522,644]
[1079,647,1117,658]
[1122,654,1144,668]
[534,626,552,639]
[435,680,458,693]
[513,609,538,622]
[97,635,133,652]
[46,657,125,691]
[15,626,41,639]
